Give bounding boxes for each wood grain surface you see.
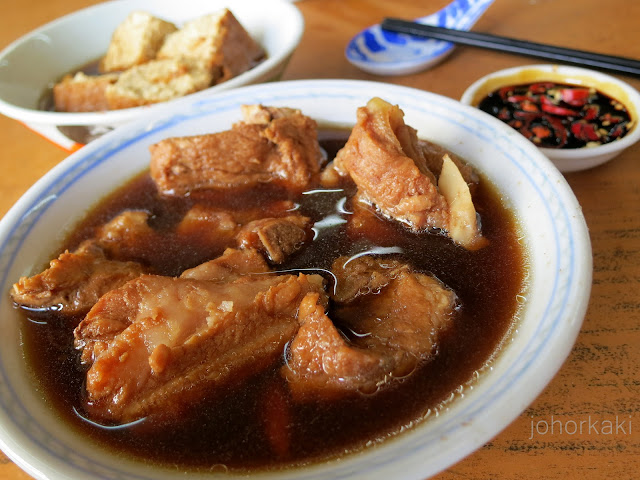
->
[1,1,638,479]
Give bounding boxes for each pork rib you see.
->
[333,97,486,249]
[11,241,146,317]
[75,271,326,424]
[150,105,325,195]
[284,256,456,398]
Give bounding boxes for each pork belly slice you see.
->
[74,271,326,424]
[284,256,456,398]
[333,97,486,250]
[11,241,146,317]
[236,215,311,264]
[149,105,324,195]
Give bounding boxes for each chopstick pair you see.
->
[380,18,640,77]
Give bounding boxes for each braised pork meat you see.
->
[332,257,456,359]
[150,105,325,195]
[284,256,456,398]
[283,292,394,397]
[11,241,146,317]
[332,97,486,250]
[180,247,270,280]
[12,200,309,318]
[174,205,239,246]
[329,255,406,303]
[74,247,269,365]
[74,271,326,423]
[95,210,157,261]
[236,215,311,264]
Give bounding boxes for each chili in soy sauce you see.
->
[478,82,633,149]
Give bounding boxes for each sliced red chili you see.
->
[559,88,591,107]
[531,125,552,139]
[499,86,514,100]
[571,121,600,142]
[583,105,600,121]
[518,124,534,140]
[513,110,542,121]
[541,103,579,116]
[529,82,555,94]
[546,116,568,147]
[584,123,600,141]
[507,94,533,104]
[539,95,555,106]
[520,101,539,112]
[497,108,511,120]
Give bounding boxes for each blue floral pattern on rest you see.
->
[346,0,494,69]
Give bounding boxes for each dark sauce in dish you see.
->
[20,131,526,473]
[478,82,632,149]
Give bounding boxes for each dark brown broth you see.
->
[21,131,525,473]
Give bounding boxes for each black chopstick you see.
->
[381,18,640,77]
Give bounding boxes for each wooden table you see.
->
[1,1,639,478]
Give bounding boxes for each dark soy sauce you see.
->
[478,82,632,149]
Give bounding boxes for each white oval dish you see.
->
[0,79,592,480]
[460,64,640,172]
[0,0,303,150]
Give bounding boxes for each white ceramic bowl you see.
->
[0,80,592,480]
[460,64,640,172]
[0,0,303,151]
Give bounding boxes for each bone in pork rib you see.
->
[74,247,267,364]
[333,98,449,230]
[284,256,456,398]
[74,269,327,424]
[11,241,146,317]
[149,105,325,195]
[332,97,486,249]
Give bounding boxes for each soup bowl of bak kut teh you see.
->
[0,0,303,151]
[0,80,591,480]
